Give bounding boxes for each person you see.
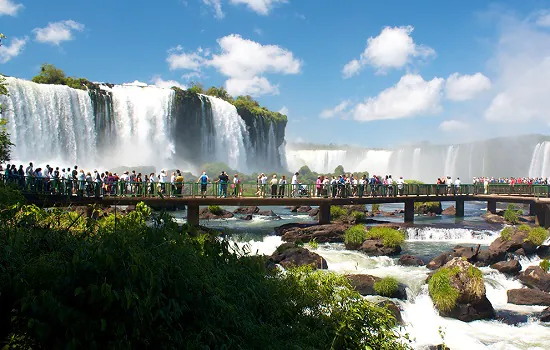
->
[330,176,338,198]
[159,170,167,194]
[218,171,229,198]
[291,172,299,197]
[316,176,322,197]
[446,176,452,195]
[322,176,330,197]
[260,173,268,197]
[278,175,287,198]
[170,172,177,197]
[232,174,240,197]
[175,170,184,197]
[358,175,366,198]
[198,171,209,198]
[396,176,405,196]
[25,162,33,189]
[270,174,278,198]
[454,177,461,195]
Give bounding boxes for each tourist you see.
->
[291,172,299,197]
[260,173,268,197]
[232,174,240,197]
[396,176,405,196]
[218,171,229,198]
[198,171,208,198]
[270,174,278,198]
[278,175,287,198]
[315,176,322,197]
[322,176,330,197]
[175,170,184,197]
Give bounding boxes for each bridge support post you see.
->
[319,203,331,224]
[187,203,200,226]
[487,200,497,214]
[530,202,537,216]
[456,200,465,218]
[535,203,550,228]
[404,200,415,223]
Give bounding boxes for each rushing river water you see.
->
[171,202,550,349]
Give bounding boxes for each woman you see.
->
[278,175,287,198]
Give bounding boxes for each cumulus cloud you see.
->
[33,20,85,46]
[342,26,435,78]
[535,10,550,27]
[0,36,28,63]
[445,72,491,101]
[202,0,224,19]
[439,120,469,132]
[319,100,351,119]
[352,74,444,121]
[150,75,187,89]
[167,34,301,96]
[0,0,23,16]
[229,0,287,15]
[484,14,550,122]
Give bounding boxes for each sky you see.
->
[2,0,550,148]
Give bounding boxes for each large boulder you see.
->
[269,243,327,270]
[398,254,425,267]
[290,206,312,213]
[342,205,367,213]
[345,274,407,300]
[359,239,402,256]
[199,207,234,220]
[257,210,280,219]
[308,207,320,217]
[415,202,443,215]
[427,246,478,270]
[507,288,550,306]
[489,229,529,254]
[234,206,260,214]
[518,266,550,292]
[540,307,550,322]
[442,206,456,216]
[537,245,550,259]
[429,258,495,322]
[474,249,507,267]
[490,259,522,276]
[275,223,349,243]
[483,213,506,224]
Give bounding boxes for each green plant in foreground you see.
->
[309,237,319,250]
[351,211,366,222]
[500,227,514,241]
[526,227,550,246]
[374,277,399,297]
[330,206,347,220]
[540,259,550,272]
[344,225,367,245]
[518,224,531,232]
[208,205,223,215]
[366,227,405,248]
[428,268,460,312]
[504,204,522,225]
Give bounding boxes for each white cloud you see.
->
[445,72,491,101]
[33,20,85,46]
[439,120,469,132]
[320,100,351,119]
[254,27,263,36]
[352,74,444,121]
[278,106,288,115]
[151,75,187,89]
[168,34,301,96]
[0,36,28,63]
[229,0,286,15]
[202,0,224,19]
[484,14,550,122]
[0,0,23,16]
[535,10,550,27]
[342,26,435,78]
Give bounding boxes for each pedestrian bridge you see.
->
[12,180,550,227]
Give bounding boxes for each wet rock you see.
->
[290,206,312,213]
[427,246,476,270]
[507,288,550,306]
[342,205,367,212]
[376,300,403,324]
[415,202,443,215]
[308,207,319,217]
[269,243,327,270]
[345,274,407,300]
[428,345,450,350]
[494,310,529,325]
[199,208,234,220]
[537,245,550,259]
[489,229,528,253]
[398,254,425,267]
[442,206,456,216]
[540,307,550,322]
[234,206,260,214]
[359,239,402,256]
[474,249,506,267]
[490,259,522,275]
[518,266,550,292]
[275,223,349,244]
[240,214,253,221]
[257,210,280,218]
[483,213,507,224]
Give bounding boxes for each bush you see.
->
[504,204,522,225]
[371,203,380,212]
[526,227,549,246]
[518,224,531,232]
[428,268,460,312]
[373,277,399,297]
[540,259,550,272]
[366,227,405,248]
[330,206,347,220]
[308,238,319,250]
[344,225,367,245]
[351,211,366,222]
[414,202,442,214]
[208,205,224,216]
[500,227,514,241]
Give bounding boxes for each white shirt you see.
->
[387,178,394,185]
[396,178,404,188]
[455,179,461,187]
[291,175,298,185]
[170,175,176,183]
[159,172,167,183]
[120,174,130,182]
[279,178,287,185]
[270,177,278,185]
[261,176,268,185]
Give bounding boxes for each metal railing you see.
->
[1,174,548,199]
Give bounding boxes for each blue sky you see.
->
[2,0,550,148]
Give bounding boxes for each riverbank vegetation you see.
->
[366,227,405,248]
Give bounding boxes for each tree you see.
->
[334,165,345,175]
[187,82,204,94]
[205,86,233,102]
[32,63,67,85]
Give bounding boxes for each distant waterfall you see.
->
[1,77,98,167]
[529,141,550,178]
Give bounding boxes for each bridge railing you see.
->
[2,174,548,199]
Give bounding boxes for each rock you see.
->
[359,239,402,256]
[269,243,327,270]
[494,310,529,325]
[428,345,450,350]
[296,206,312,213]
[427,246,476,270]
[376,300,403,324]
[240,214,253,221]
[398,254,425,267]
[342,205,367,212]
[483,213,506,224]
[289,206,300,212]
[537,245,550,259]
[233,206,259,214]
[540,307,550,322]
[518,266,550,292]
[199,208,234,220]
[275,223,350,244]
[442,206,456,215]
[415,202,443,215]
[507,288,550,306]
[345,274,407,300]
[474,249,507,267]
[257,210,280,218]
[490,260,522,275]
[489,230,528,253]
[443,296,494,323]
[513,248,526,256]
[308,207,320,217]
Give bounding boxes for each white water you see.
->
[406,227,498,244]
[529,141,550,178]
[1,77,98,168]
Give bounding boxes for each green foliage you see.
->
[540,259,550,272]
[404,180,424,185]
[351,211,366,222]
[373,277,399,297]
[371,203,381,212]
[343,225,367,245]
[366,227,405,248]
[414,202,441,214]
[0,202,411,349]
[208,205,223,216]
[526,227,549,246]
[428,268,460,312]
[0,115,13,163]
[0,72,7,96]
[518,224,531,232]
[0,182,25,208]
[308,237,319,250]
[187,82,204,94]
[298,165,312,177]
[334,165,345,175]
[330,206,347,220]
[205,86,233,102]
[233,95,287,123]
[504,204,522,225]
[31,63,93,91]
[500,227,514,241]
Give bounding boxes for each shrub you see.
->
[208,205,224,215]
[351,211,366,222]
[373,277,399,297]
[344,225,367,245]
[518,224,531,232]
[371,203,380,212]
[428,268,460,312]
[526,227,549,246]
[504,204,522,225]
[500,227,514,241]
[309,238,319,250]
[330,206,347,220]
[414,202,441,214]
[540,259,550,272]
[366,227,405,248]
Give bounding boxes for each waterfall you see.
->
[529,141,550,178]
[1,77,98,167]
[443,145,459,178]
[411,148,421,180]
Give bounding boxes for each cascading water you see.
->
[1,77,98,167]
[529,141,550,178]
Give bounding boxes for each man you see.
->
[198,171,209,198]
[233,174,240,197]
[396,176,405,196]
[217,171,229,198]
[175,170,184,197]
[25,162,33,190]
[291,172,299,197]
[454,177,461,195]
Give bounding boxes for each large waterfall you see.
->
[286,134,550,181]
[0,77,285,172]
